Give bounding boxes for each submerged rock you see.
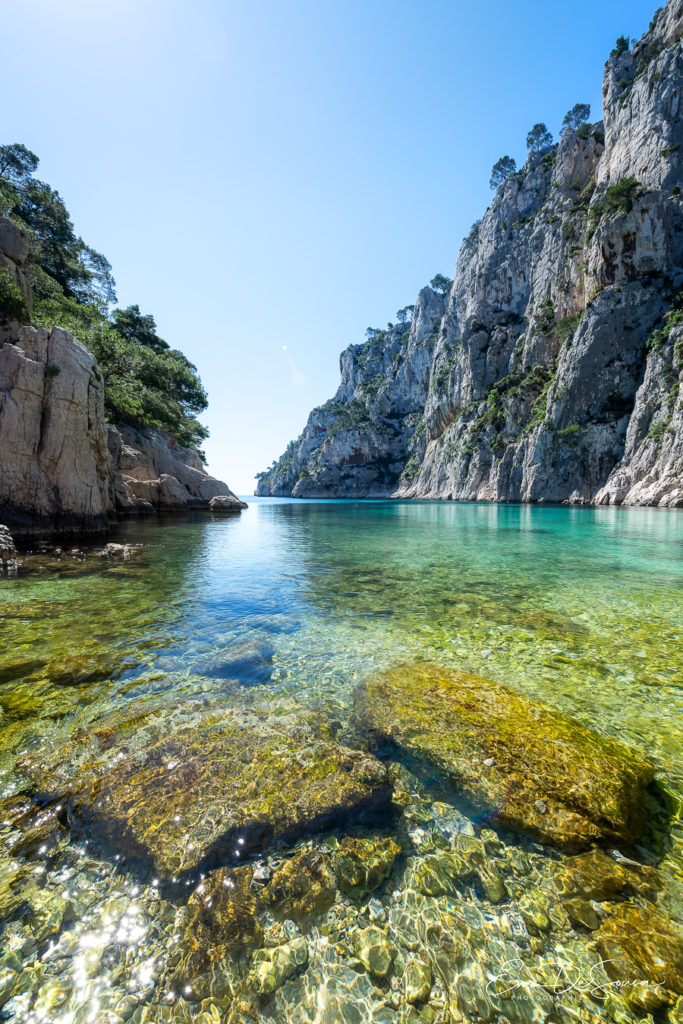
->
[193,639,275,685]
[594,904,683,1004]
[334,836,401,900]
[552,846,660,902]
[264,849,336,921]
[359,662,654,848]
[352,926,396,978]
[36,707,391,878]
[404,960,431,1004]
[248,937,308,996]
[175,865,262,1000]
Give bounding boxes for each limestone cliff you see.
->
[258,0,683,506]
[0,328,242,535]
[108,423,242,514]
[0,324,111,534]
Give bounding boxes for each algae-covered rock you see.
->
[553,847,661,901]
[249,937,308,996]
[264,849,336,920]
[403,852,472,898]
[359,662,654,848]
[31,706,391,878]
[175,866,262,999]
[404,960,431,1004]
[352,926,396,978]
[594,904,683,1000]
[334,836,400,900]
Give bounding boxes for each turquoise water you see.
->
[0,499,682,1023]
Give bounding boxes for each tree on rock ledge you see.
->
[430,274,452,295]
[489,155,517,189]
[526,122,553,152]
[562,103,591,133]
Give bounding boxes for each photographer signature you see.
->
[485,957,655,997]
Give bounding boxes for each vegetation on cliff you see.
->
[0,144,208,450]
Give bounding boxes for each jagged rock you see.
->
[0,524,16,558]
[210,494,247,512]
[359,662,654,848]
[25,705,392,878]
[93,542,131,559]
[334,835,401,899]
[108,424,239,514]
[0,326,111,534]
[258,0,683,507]
[0,311,240,533]
[248,937,308,995]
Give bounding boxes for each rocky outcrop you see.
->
[0,325,111,534]
[107,423,241,514]
[258,0,683,505]
[0,325,242,534]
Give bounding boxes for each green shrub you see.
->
[661,144,680,157]
[557,423,586,437]
[646,293,683,352]
[588,177,645,231]
[555,312,583,345]
[647,416,671,443]
[535,298,555,335]
[570,173,596,213]
[1,142,209,451]
[0,265,26,321]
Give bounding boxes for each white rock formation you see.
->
[0,325,111,533]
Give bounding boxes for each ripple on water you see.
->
[0,500,682,1023]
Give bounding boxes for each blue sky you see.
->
[4,0,656,493]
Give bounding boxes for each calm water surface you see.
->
[0,499,682,1023]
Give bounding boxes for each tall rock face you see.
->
[0,323,241,534]
[257,0,683,506]
[0,325,111,534]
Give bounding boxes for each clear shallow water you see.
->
[0,499,682,1023]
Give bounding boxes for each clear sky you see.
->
[4,0,656,493]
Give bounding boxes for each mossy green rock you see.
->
[27,706,391,878]
[175,865,262,999]
[594,904,683,1001]
[404,960,431,1004]
[264,849,336,920]
[334,836,400,899]
[249,937,308,996]
[360,662,654,848]
[553,847,660,901]
[352,926,396,978]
